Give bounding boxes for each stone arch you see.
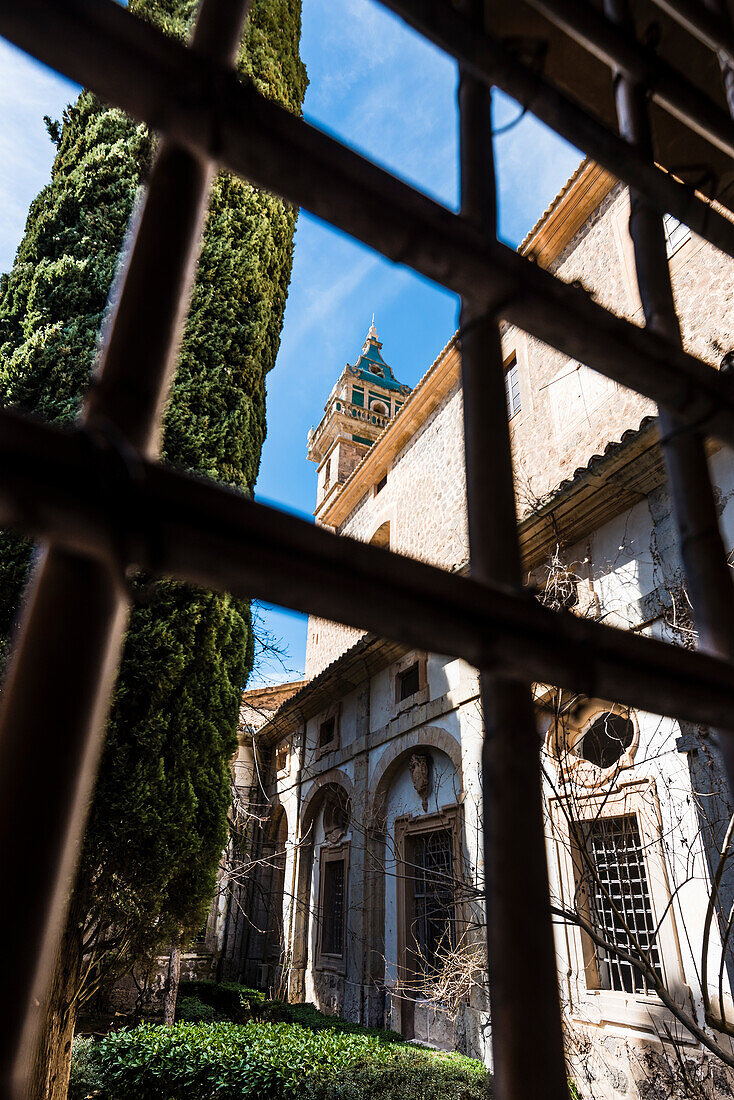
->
[300,769,353,837]
[247,798,289,989]
[362,726,464,1029]
[370,725,462,823]
[366,504,396,552]
[290,769,353,1002]
[369,520,390,549]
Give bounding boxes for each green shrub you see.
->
[89,1021,398,1099]
[270,1000,403,1044]
[308,1049,490,1100]
[175,996,220,1024]
[68,1035,104,1100]
[177,979,265,1023]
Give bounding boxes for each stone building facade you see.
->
[223,159,734,1097]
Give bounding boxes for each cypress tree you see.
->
[0,2,306,1097]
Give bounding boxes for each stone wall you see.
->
[305,379,468,677]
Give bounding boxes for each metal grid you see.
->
[320,859,346,957]
[0,0,732,1097]
[410,829,456,975]
[583,815,663,995]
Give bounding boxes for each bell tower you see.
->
[307,319,411,520]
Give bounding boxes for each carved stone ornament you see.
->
[408,751,431,812]
[323,793,350,843]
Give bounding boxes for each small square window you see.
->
[398,662,420,701]
[319,716,336,750]
[504,356,521,419]
[375,473,388,494]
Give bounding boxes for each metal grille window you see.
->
[663,213,691,259]
[582,815,662,995]
[409,828,455,975]
[504,357,521,419]
[2,0,734,1095]
[320,857,346,957]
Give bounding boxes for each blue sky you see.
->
[0,0,582,687]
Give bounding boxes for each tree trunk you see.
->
[27,890,85,1100]
[162,942,181,1025]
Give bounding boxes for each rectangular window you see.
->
[505,357,521,419]
[351,387,364,407]
[375,473,387,494]
[580,814,662,994]
[318,716,336,751]
[662,213,691,259]
[323,458,331,489]
[398,662,420,700]
[408,828,455,975]
[320,856,346,957]
[275,740,289,774]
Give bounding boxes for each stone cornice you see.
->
[519,158,616,269]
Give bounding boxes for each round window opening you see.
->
[579,712,634,769]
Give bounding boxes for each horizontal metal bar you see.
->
[2,0,734,451]
[2,408,734,732]
[380,0,734,259]
[648,0,734,57]
[521,0,734,157]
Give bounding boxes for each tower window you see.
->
[505,356,521,419]
[375,473,387,494]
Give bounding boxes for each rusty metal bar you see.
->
[1,410,734,731]
[522,0,734,156]
[3,2,734,451]
[648,0,734,57]
[458,38,568,1095]
[704,0,734,115]
[7,0,734,270]
[604,0,734,792]
[0,2,250,1095]
[382,0,734,259]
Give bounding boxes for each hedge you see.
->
[68,1021,490,1100]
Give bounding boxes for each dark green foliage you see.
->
[177,981,404,1040]
[176,996,220,1024]
[66,1022,491,1100]
[0,0,306,993]
[68,1036,105,1100]
[311,1050,491,1100]
[177,980,266,1023]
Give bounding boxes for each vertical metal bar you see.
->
[604,0,734,790]
[458,28,569,1100]
[0,3,250,1097]
[704,0,734,114]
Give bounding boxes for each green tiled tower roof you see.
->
[348,318,409,393]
